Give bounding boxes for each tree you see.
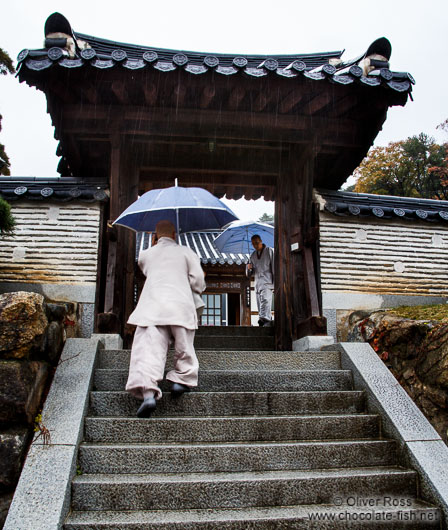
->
[259,212,274,223]
[353,132,448,200]
[0,196,15,235]
[428,120,448,191]
[0,47,15,176]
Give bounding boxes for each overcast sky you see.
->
[1,0,447,220]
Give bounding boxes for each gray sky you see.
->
[1,0,447,220]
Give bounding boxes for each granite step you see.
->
[79,439,397,474]
[84,414,379,444]
[88,390,366,417]
[98,349,341,370]
[93,369,353,392]
[194,335,275,350]
[71,467,417,512]
[196,325,274,337]
[65,500,441,529]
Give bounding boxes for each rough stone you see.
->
[292,335,334,351]
[416,323,448,390]
[326,342,448,528]
[45,303,67,323]
[347,311,448,444]
[0,292,48,359]
[0,360,49,424]
[45,321,64,363]
[0,427,29,488]
[0,492,14,529]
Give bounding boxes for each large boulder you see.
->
[0,292,48,359]
[0,360,49,425]
[0,427,29,489]
[0,492,14,529]
[348,311,448,444]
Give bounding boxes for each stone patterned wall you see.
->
[0,201,101,284]
[319,212,448,296]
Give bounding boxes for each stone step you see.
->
[79,439,397,474]
[194,335,275,350]
[196,325,274,337]
[98,350,340,370]
[71,467,417,512]
[84,414,379,444]
[65,501,441,529]
[93,369,353,392]
[89,390,366,417]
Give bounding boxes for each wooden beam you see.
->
[279,89,306,114]
[65,134,83,175]
[80,86,99,105]
[274,149,294,350]
[328,94,360,118]
[253,91,270,112]
[144,83,158,106]
[303,246,320,317]
[62,105,356,137]
[173,85,187,107]
[109,134,121,220]
[49,81,76,104]
[140,167,278,181]
[200,86,216,109]
[304,93,332,115]
[111,81,129,104]
[228,87,245,110]
[104,237,117,314]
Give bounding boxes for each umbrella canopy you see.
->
[113,186,238,233]
[213,220,274,255]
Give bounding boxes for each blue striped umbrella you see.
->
[113,185,238,233]
[213,220,274,255]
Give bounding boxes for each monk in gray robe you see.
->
[246,234,274,326]
[126,220,206,417]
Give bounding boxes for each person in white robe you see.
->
[125,220,206,417]
[246,234,274,326]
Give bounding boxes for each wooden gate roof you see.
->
[15,12,414,200]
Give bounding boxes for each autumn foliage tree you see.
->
[0,47,15,232]
[1,47,15,176]
[353,130,448,200]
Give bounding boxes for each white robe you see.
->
[127,237,206,330]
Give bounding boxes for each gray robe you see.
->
[247,246,274,321]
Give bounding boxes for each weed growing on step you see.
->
[33,413,51,445]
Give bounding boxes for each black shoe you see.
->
[171,382,191,397]
[258,319,264,327]
[136,396,157,418]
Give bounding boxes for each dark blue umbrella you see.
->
[113,186,238,233]
[214,220,274,255]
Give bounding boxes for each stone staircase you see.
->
[64,326,440,528]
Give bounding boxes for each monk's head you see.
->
[155,220,176,240]
[251,235,263,251]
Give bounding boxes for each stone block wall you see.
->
[0,291,78,527]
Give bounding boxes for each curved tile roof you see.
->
[16,13,414,96]
[137,231,249,266]
[318,189,448,223]
[0,177,109,203]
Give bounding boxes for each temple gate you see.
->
[16,12,413,348]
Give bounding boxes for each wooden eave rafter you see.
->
[41,68,395,193]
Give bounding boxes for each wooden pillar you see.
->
[98,135,139,340]
[274,149,294,350]
[274,143,327,350]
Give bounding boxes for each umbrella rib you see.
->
[117,205,233,217]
